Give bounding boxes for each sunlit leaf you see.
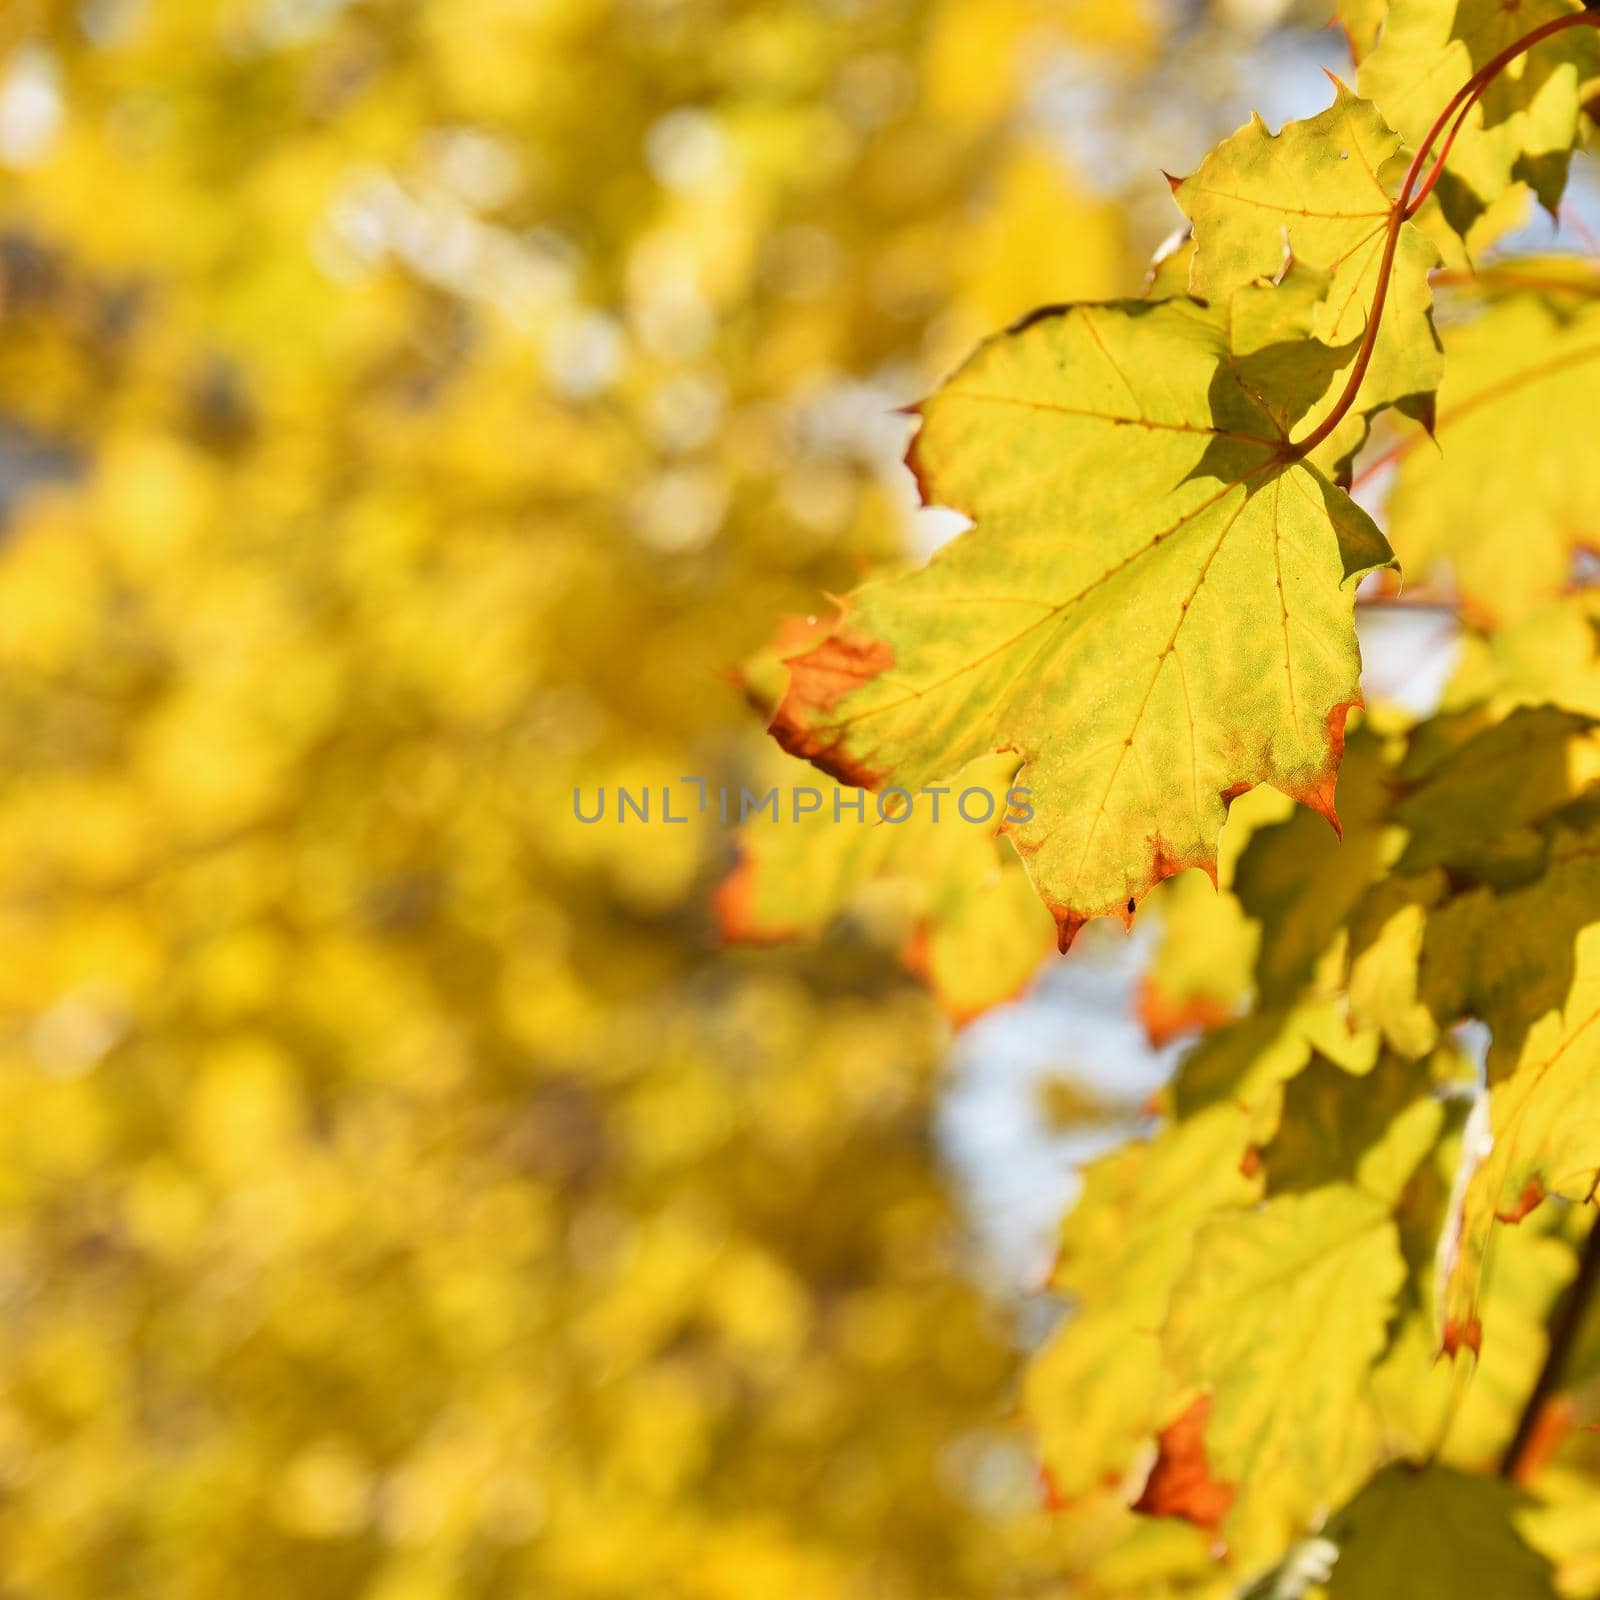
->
[1175,82,1442,429]
[772,276,1393,944]
[1360,0,1599,236]
[1384,282,1600,623]
[1162,1184,1406,1560]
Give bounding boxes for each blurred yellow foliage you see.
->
[0,0,1306,1593]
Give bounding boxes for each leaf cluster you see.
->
[739,1,1600,1589]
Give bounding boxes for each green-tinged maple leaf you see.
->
[1384,285,1600,623]
[1316,1464,1556,1598]
[1027,1103,1264,1501]
[1438,863,1600,1355]
[1389,706,1600,880]
[1360,0,1599,236]
[1161,1184,1406,1563]
[1230,707,1600,1059]
[715,748,1056,1022]
[1339,802,1600,1353]
[1175,82,1442,428]
[771,279,1394,946]
[1409,178,1539,269]
[1350,793,1600,1075]
[1259,1049,1444,1205]
[1233,719,1400,1006]
[1047,1104,1269,1307]
[1346,871,1452,1060]
[1171,1002,1378,1115]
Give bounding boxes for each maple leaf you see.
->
[1345,713,1600,1069]
[1520,1474,1600,1591]
[1360,0,1600,236]
[1258,1049,1443,1206]
[1209,707,1600,1062]
[771,277,1395,947]
[715,747,1056,1023]
[1389,705,1600,879]
[1161,1184,1405,1562]
[1445,591,1600,719]
[1312,1464,1558,1598]
[1135,959,1242,1050]
[1170,1001,1378,1116]
[1135,786,1286,1046]
[1328,782,1600,1355]
[1336,0,1389,63]
[1026,1102,1262,1502]
[1371,1204,1576,1469]
[1384,282,1600,624]
[1435,827,1600,1356]
[1174,82,1442,436]
[1232,719,1398,1006]
[1132,1395,1235,1531]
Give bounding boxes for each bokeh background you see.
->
[0,3,1531,1596]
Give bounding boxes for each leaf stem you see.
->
[1501,1204,1600,1483]
[1404,11,1600,220]
[1288,10,1600,460]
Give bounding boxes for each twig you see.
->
[1289,10,1600,460]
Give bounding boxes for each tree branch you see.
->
[1501,1203,1600,1482]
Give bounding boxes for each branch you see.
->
[1501,1204,1600,1483]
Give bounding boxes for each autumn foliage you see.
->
[8,0,1600,1596]
[729,0,1600,1592]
